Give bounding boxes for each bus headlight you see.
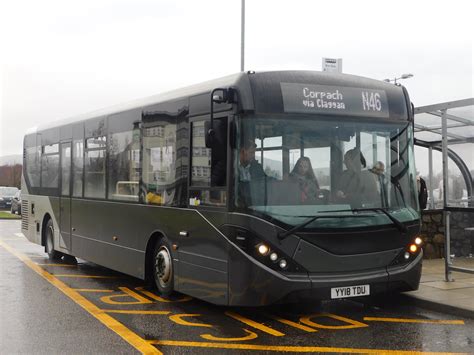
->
[414,237,422,246]
[257,243,270,256]
[221,225,306,273]
[409,244,418,253]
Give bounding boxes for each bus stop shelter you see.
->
[414,98,474,280]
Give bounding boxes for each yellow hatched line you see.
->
[267,314,317,332]
[0,240,161,355]
[364,317,465,325]
[104,310,170,315]
[73,289,114,293]
[149,340,467,354]
[225,311,285,336]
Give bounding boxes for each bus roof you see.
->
[28,70,408,135]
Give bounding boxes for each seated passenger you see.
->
[336,148,377,206]
[370,161,388,207]
[289,157,320,203]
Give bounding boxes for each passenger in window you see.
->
[238,139,265,182]
[336,148,377,205]
[370,161,385,176]
[369,160,386,190]
[289,157,320,203]
[370,161,388,206]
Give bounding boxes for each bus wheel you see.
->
[153,240,174,296]
[45,219,62,260]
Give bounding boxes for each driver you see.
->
[238,139,265,181]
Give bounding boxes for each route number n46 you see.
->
[362,92,382,112]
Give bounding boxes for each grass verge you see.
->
[0,211,21,219]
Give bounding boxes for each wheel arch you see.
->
[144,229,168,283]
[41,213,53,247]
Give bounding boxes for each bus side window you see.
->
[108,129,140,202]
[210,117,227,187]
[72,139,84,197]
[190,118,227,207]
[25,143,41,188]
[84,136,106,199]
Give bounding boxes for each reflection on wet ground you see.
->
[1,220,473,354]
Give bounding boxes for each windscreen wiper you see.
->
[350,207,408,234]
[277,213,369,240]
[277,208,407,241]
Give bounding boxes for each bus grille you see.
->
[21,200,28,231]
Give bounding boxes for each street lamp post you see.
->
[383,73,414,84]
[241,0,245,72]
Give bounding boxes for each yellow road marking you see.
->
[37,263,77,267]
[0,240,161,355]
[268,314,317,332]
[169,314,213,328]
[135,287,192,303]
[73,289,114,293]
[149,340,466,354]
[364,317,465,325]
[100,287,153,305]
[54,274,116,278]
[200,329,258,342]
[104,310,170,315]
[225,311,285,337]
[300,313,368,330]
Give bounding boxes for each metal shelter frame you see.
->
[414,98,474,281]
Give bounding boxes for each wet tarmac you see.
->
[1,219,473,354]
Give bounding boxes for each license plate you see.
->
[331,284,370,299]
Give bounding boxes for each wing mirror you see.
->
[206,88,236,148]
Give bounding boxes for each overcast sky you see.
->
[1,0,473,174]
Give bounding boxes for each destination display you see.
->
[281,83,389,118]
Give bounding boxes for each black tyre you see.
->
[153,239,174,296]
[45,219,62,260]
[10,206,15,214]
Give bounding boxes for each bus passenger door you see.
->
[177,116,230,305]
[59,142,72,250]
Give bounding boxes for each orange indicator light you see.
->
[409,244,418,253]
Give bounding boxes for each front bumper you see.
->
[228,247,423,306]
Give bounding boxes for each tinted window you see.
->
[61,144,71,196]
[108,130,140,201]
[41,144,59,188]
[191,121,211,187]
[72,140,84,197]
[26,146,41,187]
[84,137,106,198]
